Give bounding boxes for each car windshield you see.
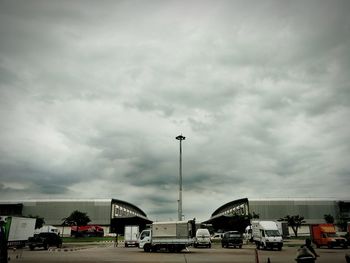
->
[265,230,280,237]
[197,229,210,236]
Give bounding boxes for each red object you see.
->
[310,224,347,248]
[71,225,104,237]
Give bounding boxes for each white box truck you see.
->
[124,225,139,247]
[1,216,36,247]
[138,220,194,252]
[251,220,283,250]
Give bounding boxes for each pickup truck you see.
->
[28,232,62,250]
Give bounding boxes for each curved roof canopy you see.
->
[211,198,249,217]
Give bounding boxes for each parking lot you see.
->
[7,242,349,263]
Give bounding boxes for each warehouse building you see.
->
[204,198,350,235]
[1,198,349,236]
[0,199,152,236]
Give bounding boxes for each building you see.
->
[203,198,350,234]
[1,197,349,236]
[0,199,152,236]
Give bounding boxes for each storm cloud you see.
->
[0,0,349,221]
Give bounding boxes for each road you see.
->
[7,243,349,263]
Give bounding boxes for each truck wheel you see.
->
[175,246,183,252]
[144,244,151,252]
[168,245,175,253]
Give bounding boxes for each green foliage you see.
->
[251,212,260,219]
[279,215,305,237]
[336,217,349,231]
[28,215,45,229]
[324,214,335,224]
[63,210,91,226]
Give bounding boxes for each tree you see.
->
[324,214,335,224]
[251,212,260,219]
[279,215,305,237]
[28,215,45,229]
[64,210,91,227]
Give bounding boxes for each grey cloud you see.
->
[1,0,350,221]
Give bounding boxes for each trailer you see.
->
[34,225,59,235]
[124,225,139,247]
[0,216,36,248]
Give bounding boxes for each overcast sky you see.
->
[0,0,349,222]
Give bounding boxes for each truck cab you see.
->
[138,229,151,251]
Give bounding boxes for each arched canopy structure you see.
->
[110,198,152,234]
[202,198,250,233]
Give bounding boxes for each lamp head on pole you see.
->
[176,135,186,141]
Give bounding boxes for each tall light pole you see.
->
[176,134,185,221]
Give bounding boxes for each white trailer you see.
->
[251,220,283,250]
[34,225,59,235]
[124,225,139,247]
[138,220,194,252]
[1,216,36,247]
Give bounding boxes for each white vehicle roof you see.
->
[196,228,210,235]
[253,220,279,229]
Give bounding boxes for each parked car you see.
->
[28,232,62,250]
[211,233,223,241]
[221,231,243,248]
[194,228,211,248]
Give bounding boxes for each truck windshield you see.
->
[265,230,280,237]
[140,231,150,239]
[326,233,338,237]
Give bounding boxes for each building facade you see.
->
[0,199,152,235]
[203,198,350,234]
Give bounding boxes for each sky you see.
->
[0,0,349,222]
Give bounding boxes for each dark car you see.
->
[221,231,243,248]
[28,232,62,250]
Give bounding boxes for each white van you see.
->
[251,221,283,250]
[194,228,211,248]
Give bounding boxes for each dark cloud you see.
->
[0,0,349,221]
